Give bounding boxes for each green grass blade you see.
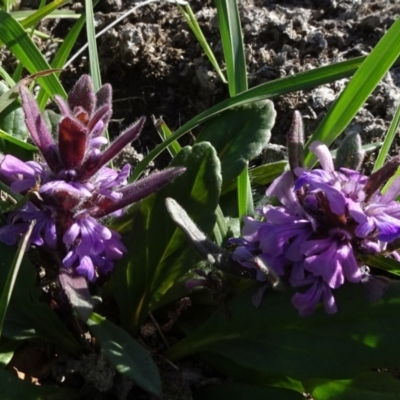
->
[152,115,181,157]
[19,0,71,30]
[213,205,228,246]
[215,0,250,218]
[85,0,101,90]
[237,165,253,217]
[304,16,400,167]
[129,55,384,182]
[0,129,37,151]
[11,9,79,21]
[0,66,15,86]
[178,3,227,84]
[215,0,247,96]
[36,11,86,109]
[373,103,400,172]
[0,10,67,98]
[3,0,15,13]
[0,221,35,339]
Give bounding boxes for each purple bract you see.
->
[0,75,184,281]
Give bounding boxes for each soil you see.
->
[2,0,400,398]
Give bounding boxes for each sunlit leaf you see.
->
[307,371,400,400]
[196,100,276,183]
[87,313,162,397]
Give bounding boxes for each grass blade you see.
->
[11,9,79,21]
[237,165,253,217]
[215,0,250,218]
[178,3,227,84]
[0,221,35,338]
[36,10,87,109]
[152,115,181,157]
[0,10,67,98]
[304,16,400,167]
[215,0,247,96]
[84,0,101,90]
[19,0,71,30]
[373,102,400,172]
[0,129,37,151]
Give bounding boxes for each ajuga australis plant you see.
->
[232,112,400,315]
[0,75,185,282]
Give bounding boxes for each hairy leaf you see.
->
[196,99,276,183]
[110,142,221,334]
[87,313,162,397]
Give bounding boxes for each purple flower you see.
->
[0,202,56,247]
[233,140,400,315]
[62,215,125,281]
[0,75,185,281]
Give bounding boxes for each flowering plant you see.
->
[232,117,400,316]
[1,1,400,399]
[0,75,184,282]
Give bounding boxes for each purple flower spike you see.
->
[232,127,400,316]
[0,75,184,282]
[68,74,96,116]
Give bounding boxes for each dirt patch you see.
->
[11,1,400,168]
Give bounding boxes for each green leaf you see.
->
[237,165,253,219]
[194,382,303,400]
[87,312,162,397]
[307,371,400,400]
[305,15,400,167]
[110,143,222,333]
[0,368,79,400]
[361,254,400,277]
[221,160,287,195]
[153,116,181,158]
[166,281,400,381]
[0,337,19,366]
[195,99,276,183]
[250,161,288,186]
[0,81,29,140]
[0,81,33,157]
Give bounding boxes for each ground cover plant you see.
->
[1,0,400,399]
